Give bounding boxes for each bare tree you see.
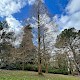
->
[26,0,58,75]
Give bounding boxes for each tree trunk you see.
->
[70,45,80,74]
[22,52,25,70]
[22,61,25,70]
[43,34,48,73]
[38,1,42,75]
[45,63,48,73]
[38,24,42,75]
[38,59,42,75]
[66,52,73,74]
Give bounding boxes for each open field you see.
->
[0,70,80,80]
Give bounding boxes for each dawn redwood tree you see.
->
[10,25,36,70]
[27,0,48,75]
[26,0,58,75]
[20,25,36,70]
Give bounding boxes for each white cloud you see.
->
[57,0,80,31]
[0,0,27,46]
[0,0,27,17]
[66,0,80,14]
[6,15,24,47]
[27,0,44,5]
[6,16,23,32]
[27,0,36,5]
[0,0,45,46]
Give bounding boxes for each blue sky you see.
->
[45,0,68,15]
[0,0,68,21]
[0,0,80,46]
[18,0,68,20]
[0,0,80,31]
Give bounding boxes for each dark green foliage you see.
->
[55,27,80,74]
[0,21,14,53]
[48,68,68,75]
[55,27,78,48]
[0,21,15,70]
[27,26,32,29]
[24,64,38,71]
[61,28,77,39]
[0,22,3,30]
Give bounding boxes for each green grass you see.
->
[0,70,80,80]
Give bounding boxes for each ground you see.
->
[0,70,80,80]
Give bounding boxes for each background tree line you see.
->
[0,20,80,75]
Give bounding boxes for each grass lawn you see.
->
[0,70,80,80]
